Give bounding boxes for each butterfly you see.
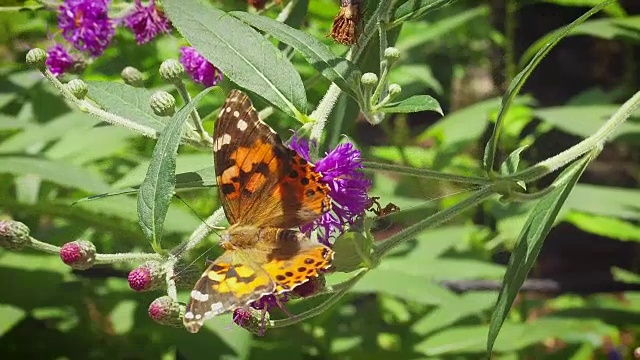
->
[183,90,334,333]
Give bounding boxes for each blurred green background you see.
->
[1,0,640,358]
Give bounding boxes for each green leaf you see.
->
[0,112,100,154]
[395,6,489,52]
[0,156,111,193]
[482,0,613,172]
[114,154,213,188]
[520,17,640,67]
[231,11,361,100]
[332,231,370,273]
[611,267,640,284]
[412,292,496,336]
[0,304,25,336]
[86,81,166,133]
[163,0,306,118]
[417,96,533,147]
[137,88,213,251]
[499,145,528,190]
[540,0,626,17]
[379,95,443,115]
[487,151,595,354]
[565,211,640,242]
[535,105,640,143]
[45,126,136,165]
[499,145,527,176]
[567,184,640,220]
[109,300,137,335]
[392,0,457,25]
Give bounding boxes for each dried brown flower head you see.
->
[328,0,361,45]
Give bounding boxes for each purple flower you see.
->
[123,0,171,44]
[58,0,115,56]
[46,45,78,77]
[289,136,371,245]
[179,47,223,87]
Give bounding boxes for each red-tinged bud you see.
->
[59,240,96,270]
[149,296,185,327]
[128,261,163,292]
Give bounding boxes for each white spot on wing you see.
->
[195,314,202,320]
[233,110,240,118]
[213,133,232,151]
[225,107,231,113]
[237,119,248,131]
[211,302,224,314]
[184,312,194,320]
[190,290,210,302]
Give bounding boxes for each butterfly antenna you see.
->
[174,194,225,234]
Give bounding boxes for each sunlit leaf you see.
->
[137,88,212,251]
[487,151,595,354]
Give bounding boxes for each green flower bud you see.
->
[361,72,378,86]
[0,220,31,251]
[149,296,185,328]
[150,91,176,117]
[388,83,402,97]
[121,66,144,87]
[383,47,400,63]
[159,59,184,83]
[26,48,47,70]
[65,79,88,99]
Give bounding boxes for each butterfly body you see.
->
[183,90,333,333]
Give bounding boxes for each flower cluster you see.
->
[47,0,170,77]
[179,47,224,87]
[290,136,371,245]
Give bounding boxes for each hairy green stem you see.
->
[28,237,61,255]
[501,90,640,183]
[352,0,396,63]
[94,252,163,263]
[309,83,343,144]
[173,79,212,143]
[363,161,493,185]
[373,186,496,259]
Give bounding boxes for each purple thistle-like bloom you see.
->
[58,0,115,56]
[289,136,371,245]
[179,47,223,87]
[123,0,171,44]
[46,45,78,77]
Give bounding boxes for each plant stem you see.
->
[501,90,640,183]
[268,269,367,328]
[28,237,60,254]
[363,161,493,185]
[172,207,226,257]
[41,68,159,139]
[372,186,496,259]
[173,79,212,143]
[94,252,163,263]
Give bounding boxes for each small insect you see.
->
[367,196,400,217]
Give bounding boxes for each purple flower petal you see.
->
[289,135,371,245]
[58,0,115,56]
[123,0,171,44]
[45,45,78,77]
[179,46,223,87]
